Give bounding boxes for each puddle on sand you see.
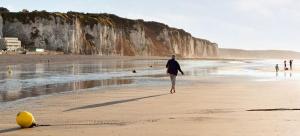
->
[0,78,133,102]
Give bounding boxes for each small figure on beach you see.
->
[289,60,293,70]
[275,64,279,72]
[284,60,288,70]
[166,55,184,94]
[132,70,137,73]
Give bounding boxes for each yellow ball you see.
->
[16,111,36,128]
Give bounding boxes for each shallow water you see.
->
[0,59,298,102]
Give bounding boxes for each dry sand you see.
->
[1,55,300,136]
[1,75,300,136]
[219,48,300,59]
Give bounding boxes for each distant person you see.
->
[166,55,184,94]
[275,64,279,77]
[284,60,288,70]
[275,64,279,73]
[289,60,293,70]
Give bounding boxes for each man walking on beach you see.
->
[290,60,293,70]
[166,55,184,94]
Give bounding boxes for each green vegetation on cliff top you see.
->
[0,11,191,37]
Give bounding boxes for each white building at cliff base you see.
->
[0,37,22,51]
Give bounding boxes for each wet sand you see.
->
[1,56,300,136]
[0,55,168,65]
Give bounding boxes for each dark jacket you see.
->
[166,59,183,75]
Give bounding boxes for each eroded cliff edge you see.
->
[0,11,218,57]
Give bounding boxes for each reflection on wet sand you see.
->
[186,67,218,76]
[282,71,293,78]
[130,67,218,78]
[0,60,167,102]
[0,79,133,102]
[0,60,223,103]
[2,59,290,103]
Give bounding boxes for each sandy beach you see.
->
[2,0,300,135]
[0,55,300,136]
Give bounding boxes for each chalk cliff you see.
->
[0,11,218,57]
[0,15,3,38]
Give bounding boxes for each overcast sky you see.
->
[1,0,300,51]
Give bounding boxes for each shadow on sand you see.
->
[247,108,300,111]
[0,127,20,134]
[64,93,169,112]
[0,93,168,133]
[0,122,126,134]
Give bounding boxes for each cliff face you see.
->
[0,15,3,38]
[0,12,218,57]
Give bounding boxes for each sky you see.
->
[1,0,300,51]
